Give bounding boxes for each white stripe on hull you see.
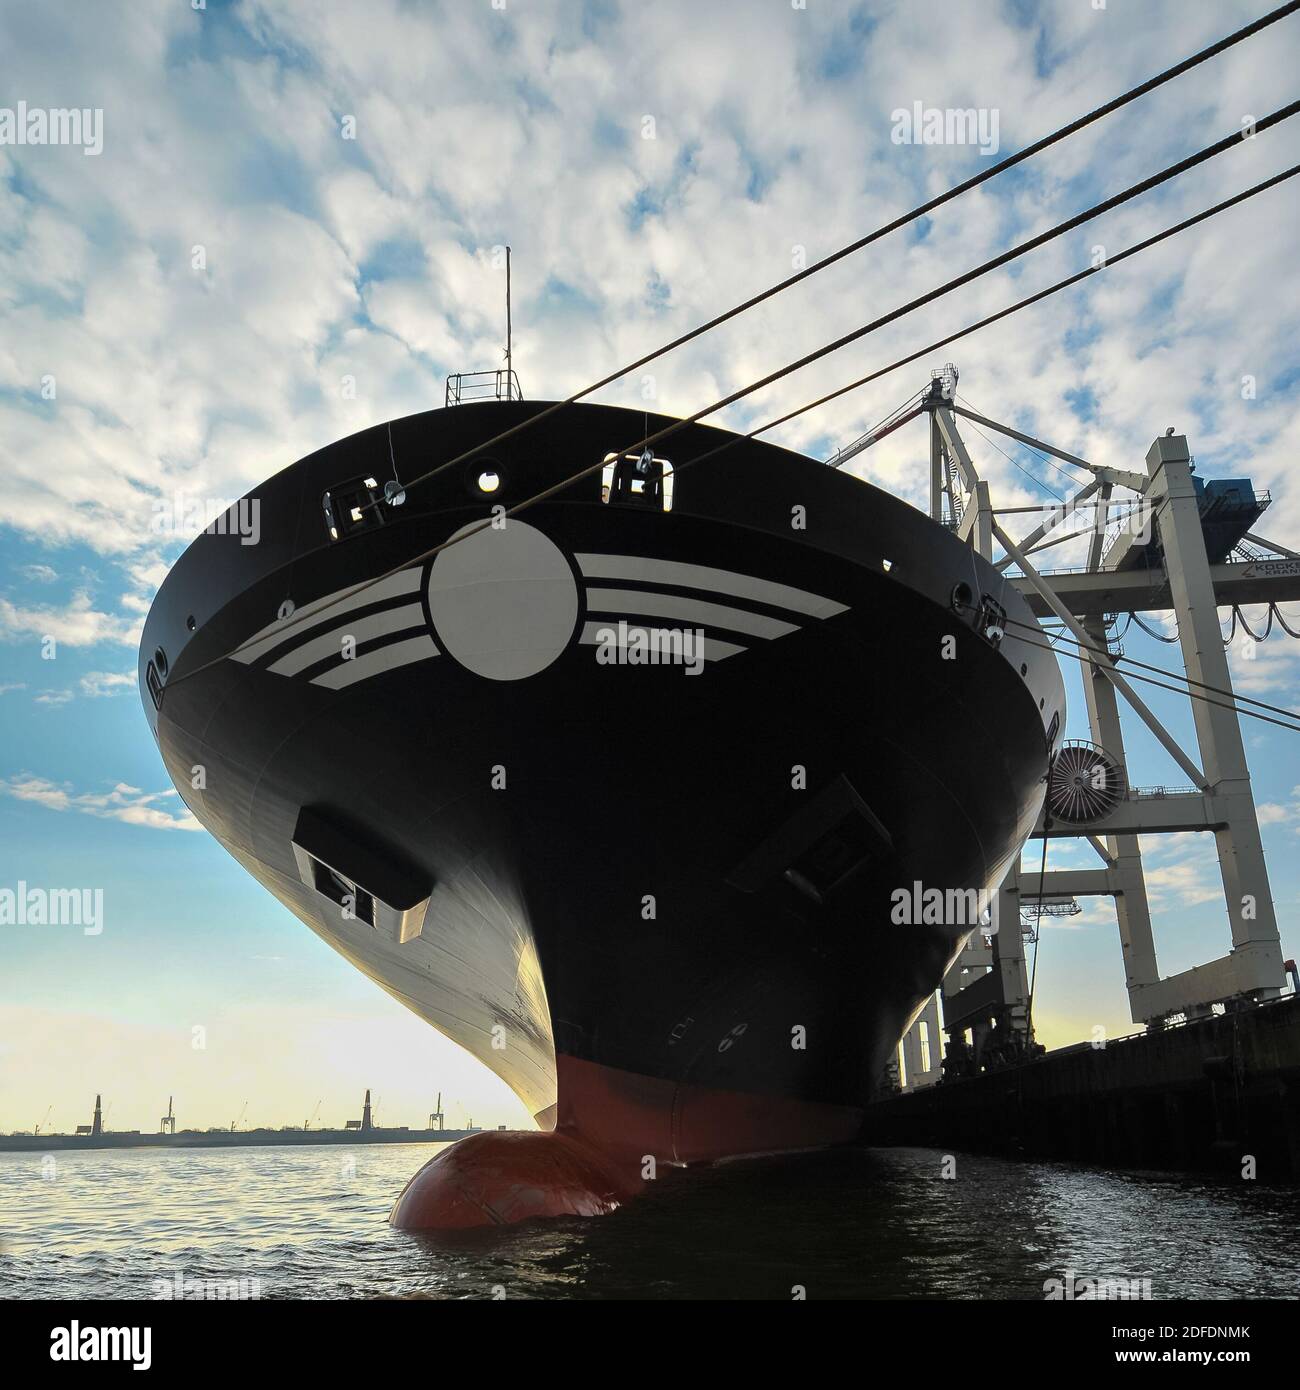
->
[221,548,848,692]
[575,554,848,620]
[310,633,440,689]
[268,602,428,676]
[232,567,424,665]
[583,587,799,640]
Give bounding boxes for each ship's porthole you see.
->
[464,458,505,499]
[187,615,197,632]
[951,581,973,612]
[1020,662,1027,676]
[153,646,169,679]
[1039,697,1045,709]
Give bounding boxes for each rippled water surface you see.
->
[3,1143,1298,1299]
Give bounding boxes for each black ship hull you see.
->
[140,401,1063,1225]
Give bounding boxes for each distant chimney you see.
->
[361,1089,372,1132]
[92,1094,103,1137]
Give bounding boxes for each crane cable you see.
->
[955,411,1067,503]
[492,101,1300,511]
[968,612,1300,734]
[972,606,1300,725]
[1233,604,1275,643]
[1131,611,1181,643]
[958,391,1090,489]
[166,130,1300,692]
[612,163,1300,509]
[358,1,1300,518]
[1272,603,1300,639]
[1024,627,1300,734]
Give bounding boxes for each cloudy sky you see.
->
[2,0,1299,1133]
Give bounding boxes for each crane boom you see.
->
[826,402,927,470]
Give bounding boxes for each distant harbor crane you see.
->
[1,1087,489,1151]
[345,1090,374,1133]
[75,1094,104,1137]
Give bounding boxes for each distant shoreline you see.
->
[0,1127,488,1153]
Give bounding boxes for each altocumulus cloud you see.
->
[0,590,140,647]
[0,774,201,831]
[32,669,136,705]
[0,0,1297,701]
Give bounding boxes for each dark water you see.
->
[2,1142,1297,1300]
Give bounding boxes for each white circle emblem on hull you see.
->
[427,520,579,681]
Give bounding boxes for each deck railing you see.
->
[445,369,524,407]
